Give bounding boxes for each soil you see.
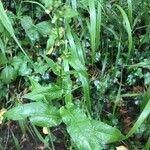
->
[0,122,66,150]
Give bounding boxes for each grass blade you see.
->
[115,4,133,64]
[71,0,77,10]
[96,1,102,51]
[126,98,150,138]
[144,137,150,150]
[141,86,150,110]
[88,0,96,63]
[127,0,133,26]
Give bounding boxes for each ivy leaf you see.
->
[34,60,49,75]
[0,66,17,84]
[5,102,61,127]
[36,21,51,36]
[18,62,32,76]
[26,27,39,42]
[21,16,39,42]
[11,54,32,76]
[23,85,63,101]
[21,16,33,31]
[60,104,124,150]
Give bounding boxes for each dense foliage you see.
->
[0,0,150,149]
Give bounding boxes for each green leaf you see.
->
[23,85,63,101]
[28,77,41,90]
[0,1,30,61]
[0,66,17,84]
[21,16,33,31]
[144,73,150,85]
[30,114,61,127]
[43,55,61,76]
[126,98,150,138]
[115,4,133,63]
[26,27,39,42]
[88,0,96,63]
[46,34,56,50]
[11,54,32,76]
[41,0,53,8]
[18,62,32,76]
[34,60,49,74]
[11,55,23,70]
[5,102,61,127]
[36,21,51,36]
[60,104,124,150]
[141,86,150,110]
[0,21,4,33]
[0,52,7,66]
[21,16,39,42]
[64,7,78,19]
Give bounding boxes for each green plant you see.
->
[0,0,150,149]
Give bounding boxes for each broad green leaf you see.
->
[30,114,61,127]
[5,102,49,120]
[0,66,17,84]
[60,104,124,150]
[23,85,63,101]
[5,102,61,127]
[36,21,51,36]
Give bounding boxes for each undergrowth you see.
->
[0,0,150,149]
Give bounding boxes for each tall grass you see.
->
[0,1,30,61]
[66,23,91,111]
[127,0,133,26]
[115,4,133,64]
[88,0,102,64]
